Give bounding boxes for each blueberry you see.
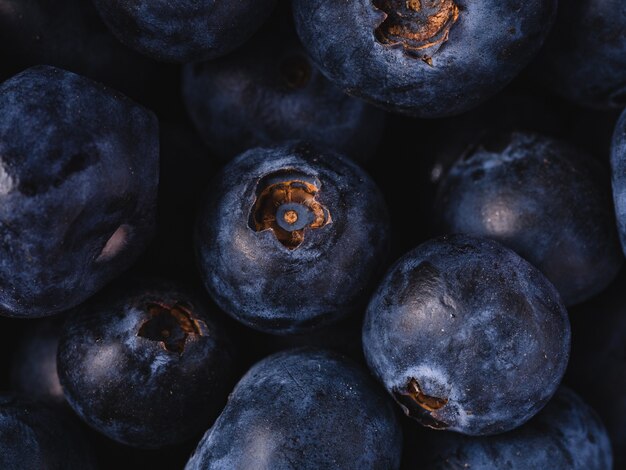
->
[408,387,612,469]
[11,320,64,404]
[0,394,96,470]
[185,348,402,470]
[91,0,277,63]
[363,235,570,435]
[435,131,622,305]
[0,66,158,318]
[57,279,236,448]
[182,14,385,162]
[195,142,390,335]
[611,108,626,256]
[292,0,557,117]
[536,0,626,109]
[0,0,166,104]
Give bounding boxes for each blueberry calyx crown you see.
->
[393,377,449,429]
[373,0,459,63]
[137,302,205,353]
[249,170,331,249]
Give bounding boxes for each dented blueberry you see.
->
[185,348,402,470]
[91,0,277,63]
[181,15,385,162]
[410,387,612,469]
[0,66,158,318]
[195,143,390,335]
[292,0,557,117]
[363,235,571,435]
[57,280,236,448]
[435,131,622,306]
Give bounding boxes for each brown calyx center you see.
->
[373,0,459,61]
[393,377,449,429]
[250,173,331,249]
[137,302,203,353]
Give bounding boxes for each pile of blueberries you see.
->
[1,0,625,469]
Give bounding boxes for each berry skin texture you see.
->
[181,17,384,162]
[411,387,612,469]
[363,235,571,436]
[185,348,403,470]
[292,0,557,117]
[91,0,277,63]
[0,394,96,470]
[0,66,158,318]
[435,132,622,306]
[57,280,236,449]
[611,108,626,256]
[537,0,626,109]
[195,143,390,335]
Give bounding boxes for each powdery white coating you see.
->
[0,65,158,318]
[185,348,402,470]
[416,387,612,469]
[195,142,390,334]
[611,109,626,256]
[436,132,622,305]
[292,0,556,117]
[363,235,570,435]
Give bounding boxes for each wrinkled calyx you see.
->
[137,302,203,353]
[374,0,459,60]
[393,377,449,429]
[250,171,331,249]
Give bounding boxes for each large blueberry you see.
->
[611,108,626,256]
[536,0,626,109]
[0,66,158,318]
[407,387,612,469]
[363,235,570,435]
[435,132,622,306]
[182,15,385,162]
[185,348,402,470]
[0,394,96,470]
[91,0,277,63]
[292,0,557,117]
[57,279,236,448]
[195,143,390,335]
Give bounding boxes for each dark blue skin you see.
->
[57,279,236,448]
[0,66,158,318]
[185,348,403,470]
[567,270,626,468]
[11,320,65,404]
[92,0,277,63]
[611,108,626,256]
[0,0,168,105]
[0,394,96,470]
[435,132,622,306]
[292,0,557,117]
[195,142,390,335]
[182,15,385,162]
[536,0,626,109]
[363,235,571,435]
[405,387,612,469]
